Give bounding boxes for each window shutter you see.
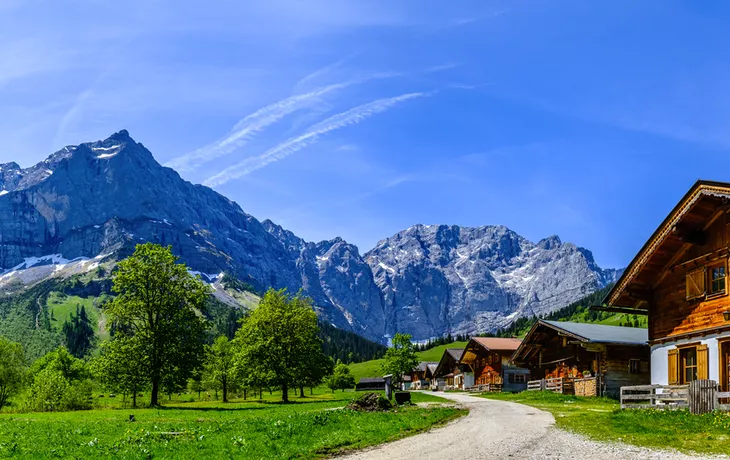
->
[686,268,706,300]
[697,344,709,380]
[668,349,679,385]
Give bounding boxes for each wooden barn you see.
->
[603,180,730,391]
[433,348,465,390]
[511,320,649,397]
[458,337,529,392]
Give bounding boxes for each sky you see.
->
[2,1,730,269]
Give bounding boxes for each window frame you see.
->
[628,359,641,374]
[679,346,699,384]
[708,261,727,297]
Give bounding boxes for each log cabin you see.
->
[511,320,649,397]
[458,337,529,392]
[603,180,730,391]
[433,348,465,390]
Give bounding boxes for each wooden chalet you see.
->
[458,337,529,392]
[433,348,465,390]
[603,180,730,391]
[410,362,438,390]
[511,320,649,397]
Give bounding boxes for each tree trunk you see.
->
[198,389,201,400]
[223,380,228,403]
[299,386,305,398]
[244,388,247,400]
[259,388,263,399]
[151,379,160,407]
[132,392,137,408]
[310,387,313,395]
[282,383,289,403]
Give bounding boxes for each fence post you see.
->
[540,379,546,391]
[689,379,717,415]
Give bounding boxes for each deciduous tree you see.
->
[204,336,236,402]
[381,333,418,386]
[106,243,210,406]
[0,336,25,411]
[234,289,327,403]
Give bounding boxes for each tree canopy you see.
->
[0,336,25,411]
[234,289,329,403]
[105,243,210,406]
[381,333,418,385]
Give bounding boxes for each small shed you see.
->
[511,320,650,397]
[356,377,386,391]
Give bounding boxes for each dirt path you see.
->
[340,392,723,460]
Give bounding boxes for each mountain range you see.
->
[0,131,621,343]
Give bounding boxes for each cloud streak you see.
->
[165,71,398,172]
[203,92,427,187]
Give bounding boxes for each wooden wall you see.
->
[652,212,730,341]
[604,345,650,397]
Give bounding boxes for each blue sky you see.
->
[2,1,730,269]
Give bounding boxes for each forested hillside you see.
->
[0,269,388,363]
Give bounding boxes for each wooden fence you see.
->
[620,380,730,414]
[526,377,576,394]
[466,383,503,393]
[620,384,689,410]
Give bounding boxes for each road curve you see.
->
[340,392,720,460]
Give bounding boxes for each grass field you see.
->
[348,342,469,382]
[0,389,464,459]
[480,391,730,456]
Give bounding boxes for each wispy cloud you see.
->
[203,92,427,187]
[165,71,398,172]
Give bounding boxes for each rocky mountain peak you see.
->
[0,131,623,344]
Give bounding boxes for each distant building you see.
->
[459,337,528,392]
[356,377,385,391]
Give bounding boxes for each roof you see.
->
[427,364,438,374]
[414,361,438,372]
[540,320,648,345]
[605,180,730,309]
[471,337,522,351]
[433,348,465,377]
[402,375,412,382]
[358,377,385,384]
[445,348,464,360]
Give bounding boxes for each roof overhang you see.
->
[604,180,730,311]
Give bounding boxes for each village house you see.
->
[433,348,465,390]
[410,362,438,390]
[458,337,529,392]
[603,180,730,392]
[511,320,649,397]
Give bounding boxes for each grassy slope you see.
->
[480,391,730,456]
[0,389,464,459]
[349,342,469,382]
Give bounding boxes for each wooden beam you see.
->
[591,305,649,315]
[672,224,706,246]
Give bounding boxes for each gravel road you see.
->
[340,392,724,460]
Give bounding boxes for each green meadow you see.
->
[0,390,464,459]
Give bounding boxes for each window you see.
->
[681,347,698,384]
[514,374,526,383]
[710,264,726,295]
[629,359,641,374]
